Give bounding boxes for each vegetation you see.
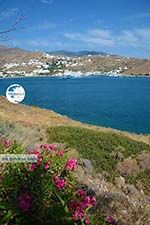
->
[0,140,98,225]
[127,169,150,195]
[47,126,150,179]
[47,60,66,74]
[0,125,150,224]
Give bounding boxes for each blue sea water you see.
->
[0,75,150,134]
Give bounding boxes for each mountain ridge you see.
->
[46,50,108,57]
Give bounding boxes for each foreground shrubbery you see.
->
[0,140,97,225]
[0,126,149,225]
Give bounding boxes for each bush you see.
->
[0,140,96,225]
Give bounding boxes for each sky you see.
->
[0,0,150,58]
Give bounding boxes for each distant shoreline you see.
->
[0,73,150,79]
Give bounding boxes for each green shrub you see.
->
[47,126,150,178]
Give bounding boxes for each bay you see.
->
[0,75,150,134]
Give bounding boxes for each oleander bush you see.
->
[0,140,97,225]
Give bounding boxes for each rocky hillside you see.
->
[0,45,150,77]
[0,45,43,67]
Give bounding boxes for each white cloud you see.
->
[88,29,111,38]
[119,31,139,47]
[64,28,114,47]
[10,38,65,50]
[0,8,19,20]
[35,21,56,30]
[40,0,53,4]
[27,21,56,32]
[9,39,50,48]
[86,37,114,47]
[135,28,150,40]
[26,39,50,47]
[64,27,150,49]
[9,26,150,56]
[64,33,84,41]
[9,40,22,47]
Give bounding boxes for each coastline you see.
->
[1,72,150,79]
[0,95,150,144]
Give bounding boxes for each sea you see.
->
[0,75,150,134]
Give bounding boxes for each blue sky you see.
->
[0,0,150,58]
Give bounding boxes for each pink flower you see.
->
[49,144,56,152]
[29,148,43,165]
[53,176,66,190]
[90,196,96,205]
[40,144,50,151]
[34,148,40,155]
[68,197,93,223]
[105,215,117,225]
[30,149,40,159]
[84,217,91,224]
[3,223,8,225]
[44,161,51,170]
[18,193,31,212]
[76,188,85,197]
[40,143,56,152]
[30,148,40,155]
[65,159,77,171]
[29,163,36,171]
[67,199,78,211]
[37,155,43,165]
[2,139,11,148]
[72,207,84,220]
[57,149,63,157]
[82,196,91,208]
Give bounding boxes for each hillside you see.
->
[0,45,43,67]
[0,45,150,77]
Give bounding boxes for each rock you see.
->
[112,146,125,160]
[111,151,124,160]
[87,182,100,193]
[117,157,140,176]
[81,159,93,175]
[114,176,126,189]
[116,152,124,160]
[138,152,150,170]
[121,210,127,215]
[126,184,138,195]
[98,173,104,179]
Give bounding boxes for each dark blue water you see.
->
[0,76,150,134]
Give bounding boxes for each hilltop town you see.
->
[0,45,150,77]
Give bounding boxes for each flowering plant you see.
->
[0,140,96,225]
